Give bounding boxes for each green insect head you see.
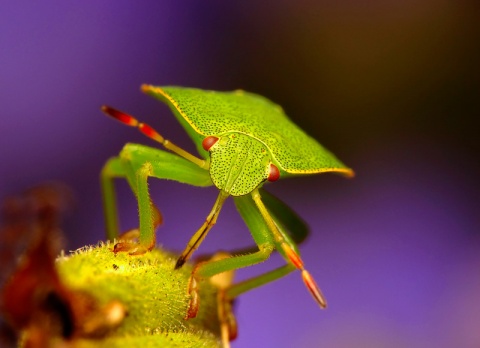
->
[202,132,280,197]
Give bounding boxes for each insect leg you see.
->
[101,155,161,255]
[101,156,125,241]
[101,144,213,255]
[207,252,238,346]
[112,161,161,254]
[226,264,295,299]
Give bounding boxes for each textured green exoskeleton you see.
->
[101,85,353,344]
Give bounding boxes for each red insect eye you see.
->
[202,136,219,151]
[267,163,280,182]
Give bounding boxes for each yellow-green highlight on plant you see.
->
[56,243,221,347]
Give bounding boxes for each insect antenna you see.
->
[101,106,207,168]
[251,189,327,308]
[175,191,229,269]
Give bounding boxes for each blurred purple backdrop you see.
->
[1,1,479,347]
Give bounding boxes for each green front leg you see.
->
[100,143,213,252]
[134,161,158,249]
[101,156,160,253]
[101,156,125,241]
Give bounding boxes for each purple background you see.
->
[1,1,479,347]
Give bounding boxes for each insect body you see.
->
[101,86,353,331]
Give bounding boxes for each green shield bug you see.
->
[101,85,354,341]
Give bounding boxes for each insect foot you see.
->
[112,229,154,255]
